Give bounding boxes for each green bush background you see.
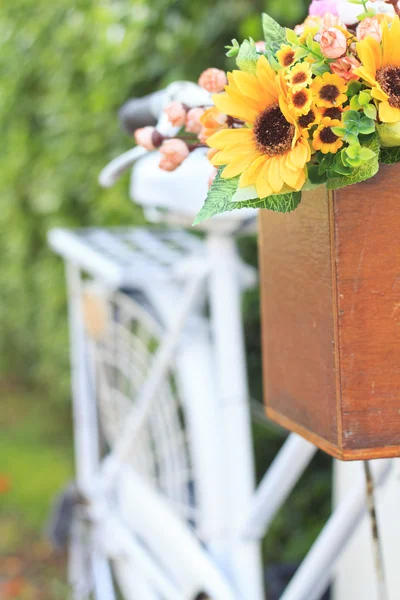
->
[0,0,331,568]
[0,0,309,395]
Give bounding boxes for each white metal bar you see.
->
[104,265,210,476]
[280,459,392,600]
[91,549,117,600]
[242,434,317,540]
[207,234,264,600]
[99,146,148,188]
[66,264,100,493]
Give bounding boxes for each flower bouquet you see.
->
[134,0,400,226]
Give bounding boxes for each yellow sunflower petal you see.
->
[382,17,400,67]
[379,100,400,123]
[293,167,306,190]
[230,70,270,106]
[213,93,259,123]
[221,153,257,179]
[265,157,284,194]
[255,160,274,198]
[207,128,254,149]
[256,55,279,97]
[212,146,256,166]
[287,138,309,169]
[238,155,267,189]
[356,38,381,77]
[371,86,389,102]
[280,155,302,188]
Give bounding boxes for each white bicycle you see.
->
[48,81,400,600]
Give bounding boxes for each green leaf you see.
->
[358,116,375,135]
[347,81,363,96]
[343,110,360,124]
[236,39,258,74]
[311,61,330,76]
[262,12,286,45]
[377,121,400,147]
[358,90,371,106]
[327,134,380,190]
[357,9,376,20]
[286,28,298,45]
[226,39,240,57]
[359,147,376,161]
[364,104,377,120]
[308,164,328,185]
[350,96,362,111]
[331,126,347,137]
[193,169,302,224]
[380,146,400,164]
[318,152,334,175]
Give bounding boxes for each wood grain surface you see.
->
[259,165,400,460]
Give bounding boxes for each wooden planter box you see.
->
[259,165,400,461]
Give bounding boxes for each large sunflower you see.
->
[355,16,400,123]
[207,56,310,198]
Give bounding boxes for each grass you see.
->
[0,382,73,598]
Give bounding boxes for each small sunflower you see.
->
[288,87,313,116]
[297,106,320,138]
[286,63,312,91]
[276,44,297,68]
[207,56,311,198]
[311,72,348,108]
[313,117,343,154]
[317,106,344,121]
[355,16,400,122]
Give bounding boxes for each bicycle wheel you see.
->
[82,284,234,599]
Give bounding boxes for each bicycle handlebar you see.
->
[119,90,166,134]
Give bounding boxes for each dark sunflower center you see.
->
[319,84,340,103]
[322,107,342,120]
[298,109,315,129]
[293,90,308,108]
[254,105,295,156]
[376,66,400,108]
[283,50,295,67]
[292,72,307,85]
[319,126,339,144]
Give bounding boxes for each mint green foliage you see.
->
[350,90,377,120]
[332,110,376,145]
[327,134,380,189]
[193,169,301,225]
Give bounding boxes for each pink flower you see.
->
[330,56,361,81]
[134,126,157,151]
[320,27,347,59]
[255,40,266,53]
[356,17,382,42]
[309,0,339,17]
[164,102,187,127]
[185,107,205,134]
[198,68,227,93]
[321,12,342,29]
[159,139,190,172]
